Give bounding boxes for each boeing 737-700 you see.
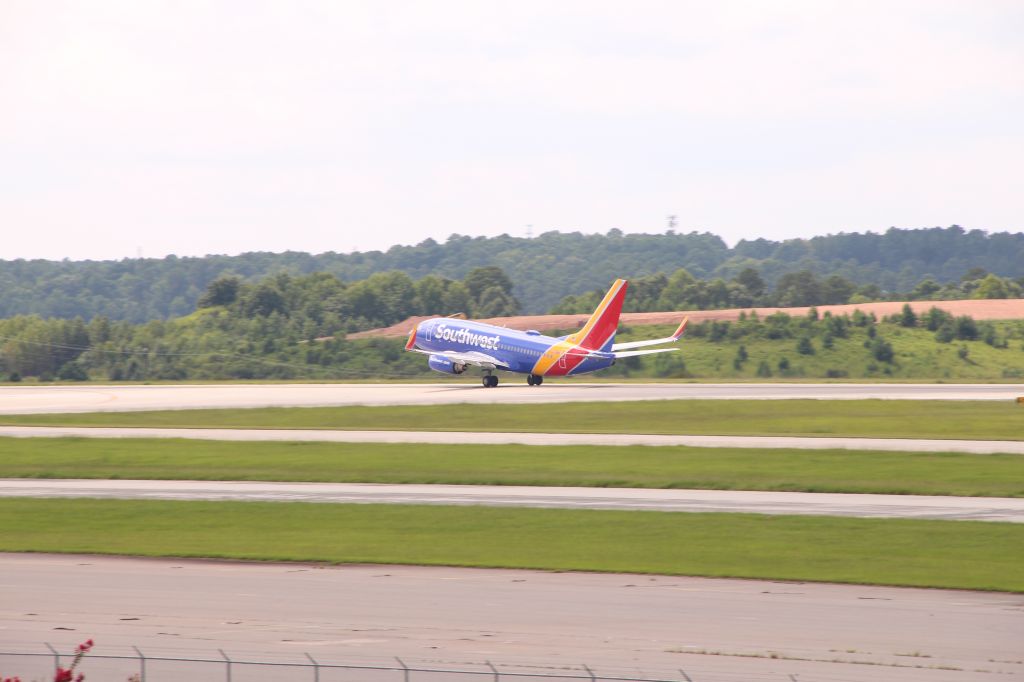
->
[405,279,687,387]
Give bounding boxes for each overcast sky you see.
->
[2,1,1022,261]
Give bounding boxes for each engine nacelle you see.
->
[428,354,467,375]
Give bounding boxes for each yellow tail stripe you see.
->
[530,340,575,375]
[567,279,626,346]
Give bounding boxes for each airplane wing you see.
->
[611,316,688,351]
[408,348,510,370]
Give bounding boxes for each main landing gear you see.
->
[526,374,543,386]
[482,374,499,388]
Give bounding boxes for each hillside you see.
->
[350,299,1024,339]
[4,225,1024,321]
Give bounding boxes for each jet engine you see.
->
[428,354,467,375]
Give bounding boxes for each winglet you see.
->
[672,316,689,341]
[405,326,418,351]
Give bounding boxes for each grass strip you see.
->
[2,499,1022,592]
[3,437,1024,497]
[3,400,1023,440]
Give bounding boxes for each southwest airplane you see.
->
[405,279,687,387]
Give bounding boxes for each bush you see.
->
[57,361,89,381]
[796,336,815,355]
[756,360,772,377]
[899,303,917,327]
[733,345,748,370]
[955,316,978,340]
[924,307,953,331]
[935,322,956,343]
[871,338,894,363]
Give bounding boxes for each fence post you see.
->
[305,652,319,682]
[582,663,596,682]
[486,660,500,682]
[44,642,60,675]
[679,669,693,682]
[133,646,146,681]
[396,656,410,682]
[219,648,232,682]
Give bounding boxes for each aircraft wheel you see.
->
[527,375,535,386]
[535,375,543,386]
[489,375,499,388]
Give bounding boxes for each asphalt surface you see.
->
[1,382,1022,414]
[4,479,1022,522]
[1,554,1020,682]
[3,424,1023,453]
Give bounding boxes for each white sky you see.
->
[2,1,1022,260]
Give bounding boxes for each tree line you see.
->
[0,267,517,382]
[550,267,1024,314]
[3,225,1024,320]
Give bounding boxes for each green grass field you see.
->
[5,399,1023,440]
[610,321,1024,381]
[3,499,1021,592]
[3,437,1023,497]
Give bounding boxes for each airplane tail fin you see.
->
[568,279,628,351]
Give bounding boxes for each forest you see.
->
[3,225,1024,320]
[550,267,1024,313]
[2,260,1023,382]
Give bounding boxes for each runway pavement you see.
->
[0,382,1022,414]
[4,479,1022,521]
[3,424,1023,452]
[1,554,1020,682]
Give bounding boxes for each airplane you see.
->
[405,278,688,387]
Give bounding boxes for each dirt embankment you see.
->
[347,299,1024,340]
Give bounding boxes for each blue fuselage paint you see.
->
[414,319,615,376]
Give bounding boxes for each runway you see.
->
[3,424,1023,453]
[0,382,1021,414]
[1,554,1020,682]
[4,479,1022,522]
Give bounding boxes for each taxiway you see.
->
[3,479,1022,522]
[0,382,1022,414]
[2,424,1023,453]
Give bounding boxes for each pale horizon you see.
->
[3,1,1022,261]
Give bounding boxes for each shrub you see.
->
[899,303,917,327]
[955,316,978,341]
[935,322,956,343]
[871,338,894,363]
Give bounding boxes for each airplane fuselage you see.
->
[413,318,615,376]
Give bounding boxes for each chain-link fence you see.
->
[0,645,691,682]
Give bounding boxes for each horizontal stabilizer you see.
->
[611,316,688,351]
[612,347,680,359]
